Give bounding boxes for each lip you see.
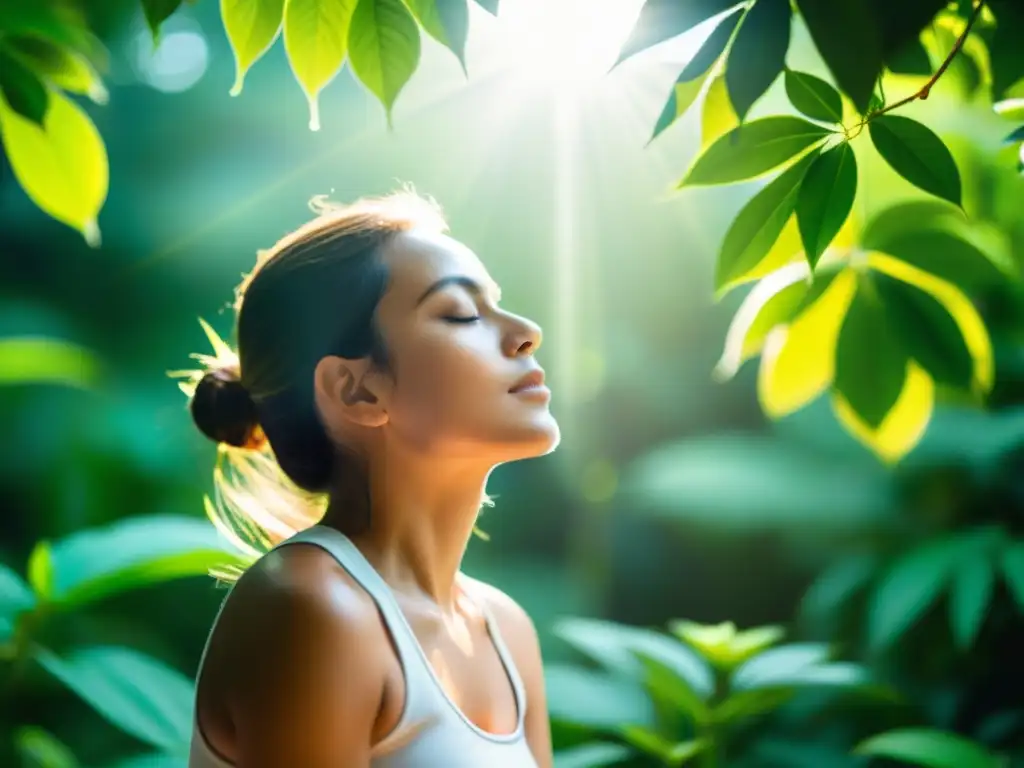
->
[509,369,546,394]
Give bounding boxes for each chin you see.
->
[508,412,561,459]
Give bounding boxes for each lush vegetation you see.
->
[2,0,1024,766]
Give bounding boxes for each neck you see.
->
[321,448,494,611]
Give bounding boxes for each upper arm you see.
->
[225,548,385,768]
[474,583,553,768]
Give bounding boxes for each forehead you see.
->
[379,229,497,301]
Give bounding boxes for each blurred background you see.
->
[3,0,1024,766]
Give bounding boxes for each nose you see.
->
[504,315,542,357]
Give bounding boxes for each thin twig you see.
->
[869,0,986,119]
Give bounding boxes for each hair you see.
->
[171,189,491,581]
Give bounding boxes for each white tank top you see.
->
[188,525,538,767]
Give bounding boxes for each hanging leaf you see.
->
[701,72,739,148]
[36,646,194,753]
[855,728,1003,768]
[0,85,107,245]
[614,0,739,68]
[141,0,184,41]
[796,142,857,267]
[794,0,883,113]
[867,539,960,650]
[0,337,100,389]
[282,0,358,130]
[470,0,498,14]
[716,153,815,290]
[784,69,843,123]
[725,0,791,121]
[27,542,54,600]
[868,115,962,207]
[221,0,286,96]
[949,554,994,650]
[680,116,830,186]
[0,48,48,125]
[406,0,469,71]
[1004,125,1024,144]
[348,0,421,127]
[0,1,106,67]
[3,36,108,104]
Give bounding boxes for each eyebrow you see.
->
[416,275,501,306]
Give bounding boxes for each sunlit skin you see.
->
[194,230,559,767]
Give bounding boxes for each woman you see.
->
[182,190,558,767]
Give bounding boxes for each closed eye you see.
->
[443,315,481,324]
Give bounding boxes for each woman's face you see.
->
[369,229,560,461]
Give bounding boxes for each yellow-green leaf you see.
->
[701,72,738,149]
[0,337,100,388]
[221,0,286,96]
[348,0,421,126]
[0,86,107,244]
[405,0,468,71]
[283,0,358,131]
[4,36,107,104]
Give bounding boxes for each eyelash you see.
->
[443,315,481,324]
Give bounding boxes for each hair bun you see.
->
[190,366,266,450]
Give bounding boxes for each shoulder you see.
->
[461,575,537,640]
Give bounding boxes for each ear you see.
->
[313,355,390,431]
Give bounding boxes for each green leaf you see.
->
[716,688,794,721]
[0,86,107,244]
[637,654,710,724]
[886,37,933,76]
[994,98,1024,121]
[731,643,830,690]
[834,276,909,429]
[15,727,78,768]
[283,0,358,131]
[0,0,107,66]
[36,646,194,753]
[0,337,100,388]
[800,552,878,629]
[0,48,48,125]
[3,36,107,104]
[620,727,705,764]
[1004,125,1024,144]
[794,0,883,112]
[949,554,993,650]
[796,142,857,267]
[701,72,739,148]
[1001,543,1024,610]
[348,0,421,126]
[716,153,816,290]
[553,743,632,768]
[681,116,829,186]
[108,754,187,768]
[27,541,54,600]
[868,539,960,650]
[615,0,740,68]
[406,0,469,71]
[725,0,791,121]
[0,563,35,621]
[855,728,1003,768]
[221,0,286,96]
[871,272,973,390]
[679,7,744,82]
[470,0,497,14]
[868,115,962,207]
[45,515,248,607]
[141,0,183,41]
[546,663,656,729]
[784,69,843,123]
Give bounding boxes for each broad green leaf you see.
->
[867,539,960,650]
[406,0,469,70]
[868,253,993,395]
[621,727,704,764]
[701,72,739,148]
[715,688,794,721]
[678,6,744,82]
[3,36,107,103]
[834,275,909,429]
[681,116,830,186]
[0,337,100,388]
[0,48,48,125]
[871,272,973,390]
[759,268,857,418]
[721,625,785,664]
[27,542,54,600]
[637,654,710,724]
[651,76,711,144]
[614,0,739,68]
[855,728,1002,768]
[36,646,194,752]
[949,555,993,649]
[731,643,830,690]
[800,552,878,628]
[869,115,962,207]
[1001,543,1024,610]
[669,620,782,668]
[716,152,815,290]
[794,0,883,112]
[0,86,107,244]
[45,515,248,607]
[784,69,843,123]
[0,563,35,620]
[142,0,184,41]
[994,98,1024,120]
[221,0,286,96]
[283,0,357,130]
[553,743,632,768]
[715,262,811,379]
[348,0,421,126]
[885,37,932,77]
[796,142,857,267]
[15,727,78,768]
[0,0,107,66]
[725,0,791,121]
[470,0,497,14]
[545,663,656,729]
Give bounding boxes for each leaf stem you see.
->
[870,0,986,119]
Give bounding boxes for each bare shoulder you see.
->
[461,575,537,640]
